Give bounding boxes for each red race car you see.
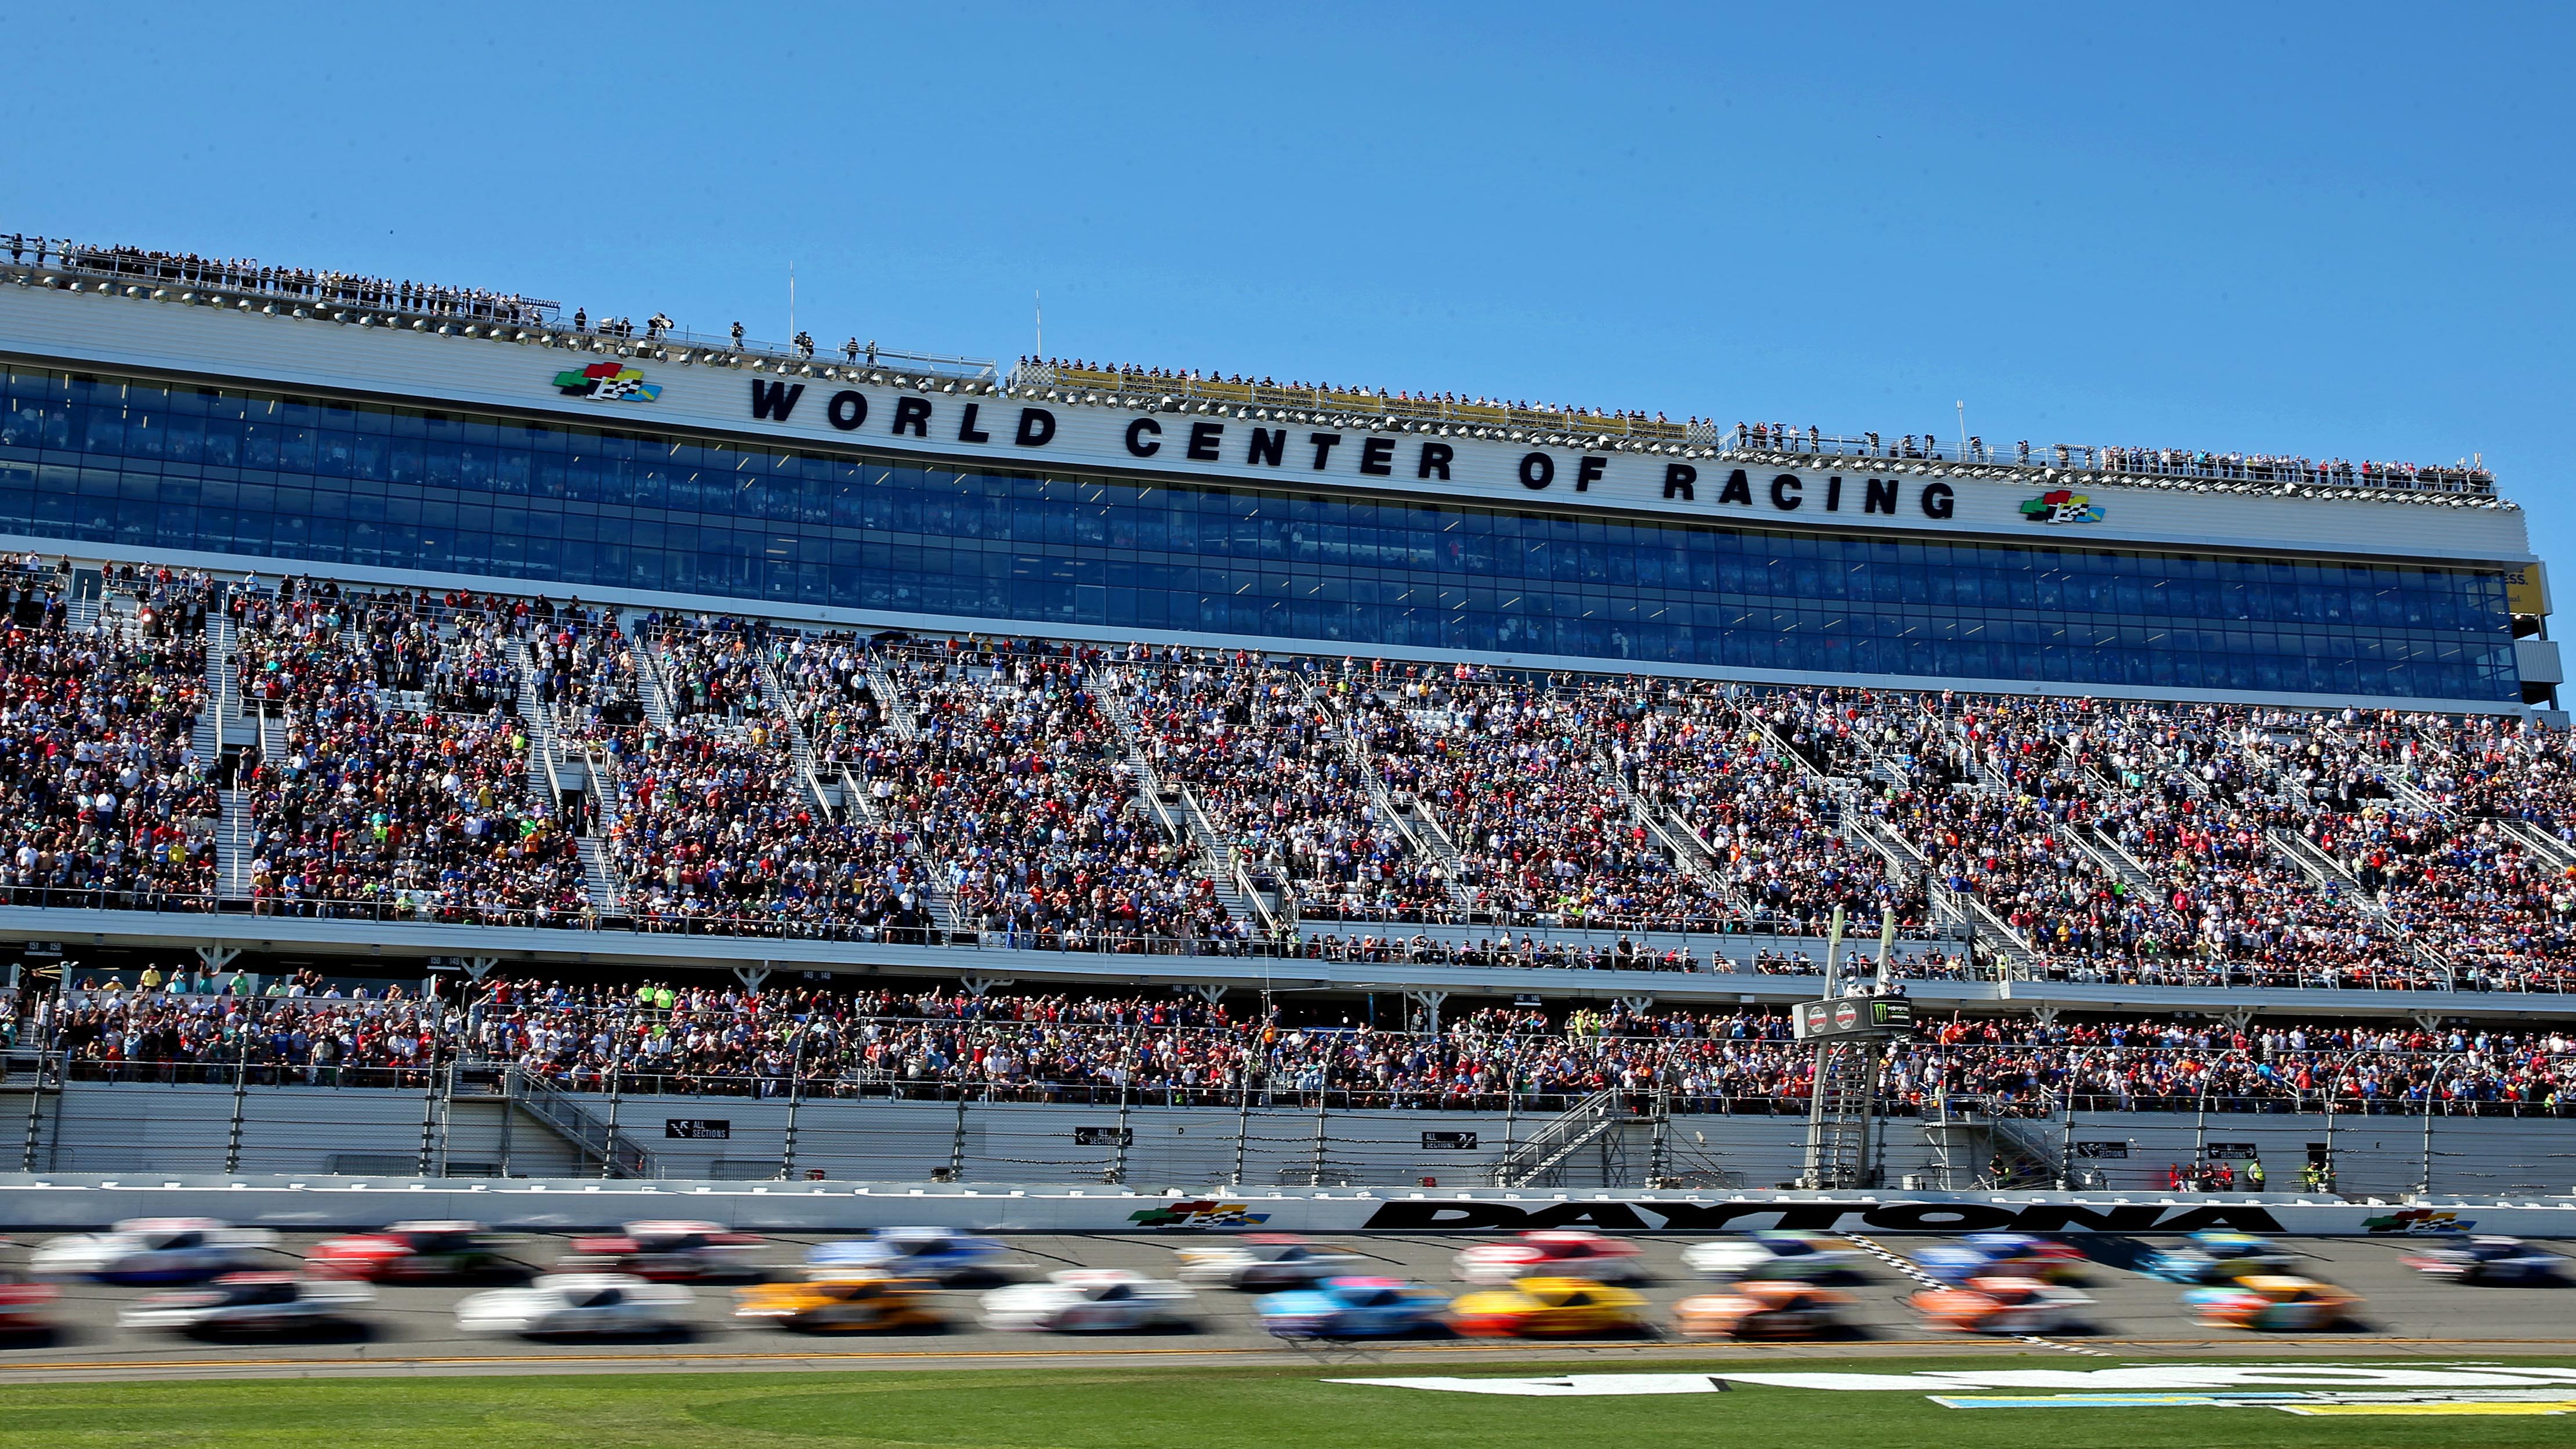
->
[1452,1230,1649,1286]
[558,1221,766,1281]
[307,1222,519,1283]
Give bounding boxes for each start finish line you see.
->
[0,1175,2566,1235]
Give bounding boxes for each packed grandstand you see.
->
[2,555,2569,997]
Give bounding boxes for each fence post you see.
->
[2419,1084,2436,1196]
[1307,1066,1329,1187]
[948,1091,967,1181]
[778,1027,805,1181]
[415,1027,441,1178]
[223,1033,248,1174]
[603,1060,623,1180]
[1230,1034,1252,1187]
[1109,1026,1136,1184]
[497,1067,517,1179]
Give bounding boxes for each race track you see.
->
[0,1231,2570,1383]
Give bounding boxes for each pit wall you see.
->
[3,1082,2570,1202]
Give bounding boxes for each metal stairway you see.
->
[1489,1089,1635,1188]
[1088,666,1264,933]
[1922,1094,2064,1189]
[504,1067,658,1178]
[1803,1039,1879,1189]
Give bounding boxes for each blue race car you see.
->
[807,1227,1010,1284]
[2140,1230,2298,1284]
[1256,1277,1451,1339]
[1913,1233,2086,1285]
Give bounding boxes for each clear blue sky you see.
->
[5,3,2568,565]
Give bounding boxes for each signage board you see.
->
[664,1118,731,1140]
[1422,1132,1480,1151]
[1073,1127,1133,1147]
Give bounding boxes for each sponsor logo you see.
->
[1355,1197,2285,1235]
[2364,1208,2475,1234]
[553,362,662,402]
[1832,1001,1860,1031]
[1335,1365,2576,1415]
[1126,1200,1273,1229]
[2019,488,2103,524]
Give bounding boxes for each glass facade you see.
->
[0,365,2519,702]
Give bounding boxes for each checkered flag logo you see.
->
[552,362,664,403]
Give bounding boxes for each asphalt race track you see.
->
[0,1232,2570,1382]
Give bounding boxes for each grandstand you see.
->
[0,233,2566,1190]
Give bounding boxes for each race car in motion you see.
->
[734,1274,944,1333]
[456,1273,697,1337]
[557,1221,766,1282]
[1682,1231,1858,1282]
[1448,1277,1653,1338]
[1908,1276,2094,1334]
[1177,1235,1363,1289]
[2182,1275,2363,1331]
[1912,1233,2086,1285]
[32,1218,279,1285]
[118,1272,373,1335]
[1671,1281,1857,1339]
[2139,1230,2299,1284]
[1453,1230,1649,1285]
[980,1270,1195,1332]
[805,1227,1011,1285]
[1254,1277,1450,1339]
[2400,1236,2568,1285]
[306,1221,520,1283]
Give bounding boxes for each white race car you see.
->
[806,1227,1013,1284]
[456,1273,697,1337]
[1682,1231,1859,1281]
[1453,1230,1650,1286]
[32,1218,280,1285]
[980,1269,1195,1332]
[118,1272,372,1334]
[1175,1235,1363,1289]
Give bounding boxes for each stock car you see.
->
[980,1270,1196,1332]
[2139,1230,2300,1284]
[557,1221,766,1281]
[734,1275,945,1333]
[306,1221,519,1282]
[1908,1276,2095,1334]
[1254,1277,1451,1339]
[1912,1233,2087,1285]
[456,1274,697,1337]
[2400,1236,2569,1285]
[117,1273,373,1335]
[806,1227,1010,1285]
[0,1270,56,1331]
[1448,1277,1653,1338]
[1682,1232,1859,1281]
[1671,1281,1857,1339]
[31,1218,279,1285]
[1453,1231,1649,1285]
[2182,1275,2363,1332]
[1176,1235,1363,1289]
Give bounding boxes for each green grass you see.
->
[6,1359,2576,1448]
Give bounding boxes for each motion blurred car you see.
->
[2138,1230,2297,1284]
[456,1273,696,1337]
[118,1272,372,1335]
[734,1274,943,1333]
[980,1269,1195,1332]
[1908,1276,2094,1334]
[1682,1231,1858,1282]
[2182,1275,2362,1331]
[1176,1235,1362,1289]
[1453,1230,1649,1285]
[2400,1236,2568,1285]
[306,1221,518,1282]
[1913,1233,2086,1285]
[0,1270,56,1331]
[1672,1281,1856,1339]
[558,1221,765,1281]
[31,1218,278,1285]
[1254,1277,1450,1339]
[806,1227,1010,1285]
[1448,1277,1652,1337]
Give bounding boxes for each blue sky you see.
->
[5,3,2568,566]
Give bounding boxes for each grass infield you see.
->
[5,1357,2576,1448]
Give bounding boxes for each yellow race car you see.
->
[733,1275,944,1333]
[1448,1277,1651,1338]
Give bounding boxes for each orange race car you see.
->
[1671,1280,1856,1339]
[1908,1275,2093,1334]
